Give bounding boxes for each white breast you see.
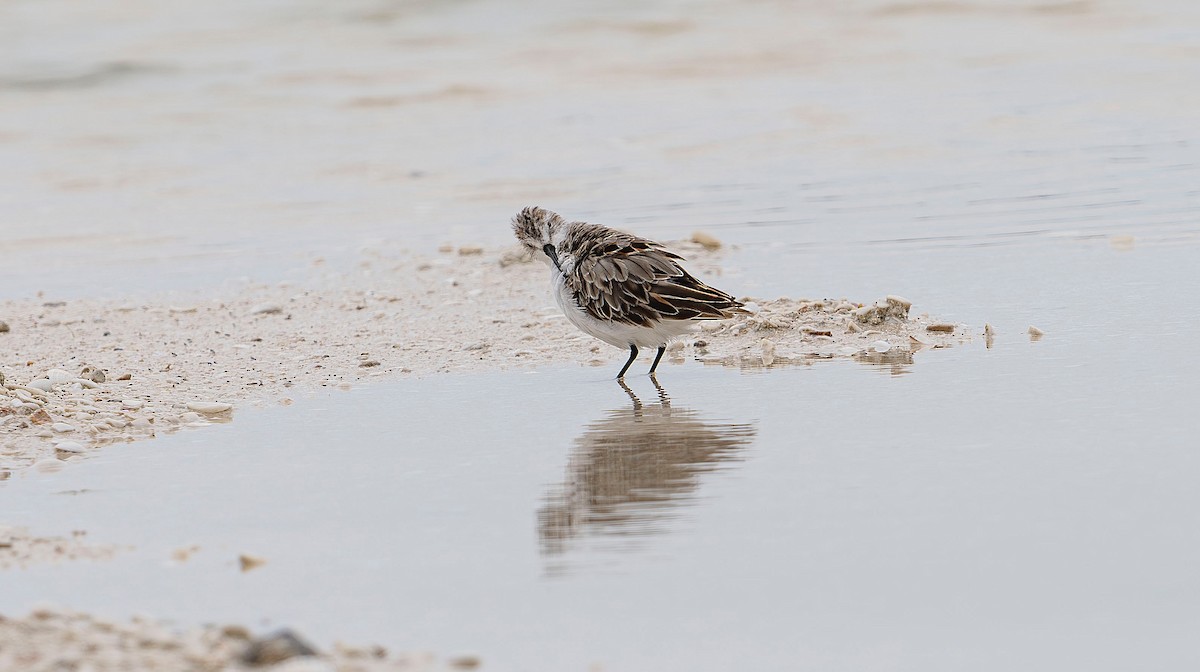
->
[550,270,696,349]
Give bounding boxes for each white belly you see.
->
[551,271,695,349]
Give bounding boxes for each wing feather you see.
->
[565,231,743,326]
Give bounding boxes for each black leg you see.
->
[616,345,639,379]
[648,345,666,375]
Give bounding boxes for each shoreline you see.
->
[1,241,970,477]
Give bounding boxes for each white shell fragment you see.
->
[122,399,145,410]
[760,338,776,367]
[47,369,74,386]
[54,441,85,453]
[870,340,892,353]
[186,402,233,414]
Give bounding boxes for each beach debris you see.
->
[1110,235,1135,250]
[760,338,776,366]
[172,545,202,563]
[1028,325,1045,341]
[0,320,9,333]
[251,303,283,315]
[187,401,232,414]
[457,245,484,256]
[0,527,119,568]
[925,323,955,333]
[984,323,996,348]
[238,553,267,572]
[241,629,317,665]
[54,441,85,454]
[690,231,722,250]
[853,295,911,325]
[0,608,425,669]
[79,365,106,383]
[47,369,74,386]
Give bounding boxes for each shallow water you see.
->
[2,0,1197,298]
[3,257,1200,671]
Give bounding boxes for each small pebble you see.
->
[241,630,316,665]
[29,378,53,392]
[1028,325,1045,341]
[122,399,145,410]
[80,366,106,383]
[252,304,284,315]
[51,422,76,433]
[984,323,996,348]
[925,324,955,333]
[457,246,484,256]
[0,320,9,333]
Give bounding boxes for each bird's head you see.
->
[511,206,568,271]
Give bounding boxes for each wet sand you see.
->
[0,608,453,671]
[1,242,966,474]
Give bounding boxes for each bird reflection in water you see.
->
[538,377,756,572]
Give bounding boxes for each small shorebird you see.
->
[512,206,744,379]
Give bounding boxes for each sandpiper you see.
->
[512,206,744,378]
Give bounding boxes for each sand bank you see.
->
[0,608,465,671]
[1,242,967,475]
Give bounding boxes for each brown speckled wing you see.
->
[564,226,743,327]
